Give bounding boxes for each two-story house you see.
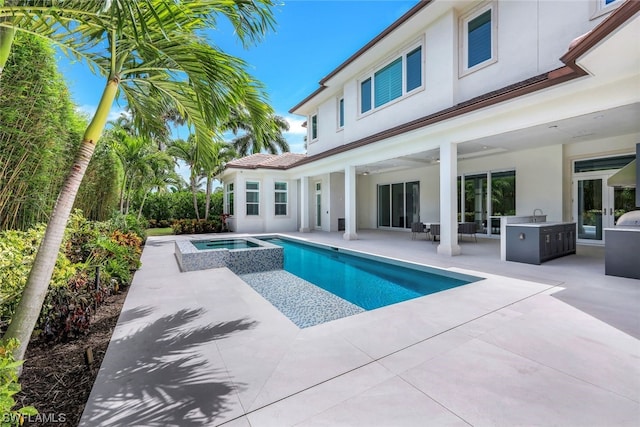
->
[220,0,639,256]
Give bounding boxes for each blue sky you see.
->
[57,0,418,155]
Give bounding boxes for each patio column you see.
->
[438,141,461,256]
[343,165,358,240]
[299,176,310,232]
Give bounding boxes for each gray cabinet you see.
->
[506,223,576,265]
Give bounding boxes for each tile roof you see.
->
[226,152,307,170]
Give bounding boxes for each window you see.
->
[246,181,259,216]
[226,183,234,216]
[593,0,622,18]
[406,47,422,92]
[338,97,344,129]
[311,114,318,140]
[274,182,287,216]
[361,78,372,113]
[374,58,402,108]
[360,44,423,114]
[461,3,496,74]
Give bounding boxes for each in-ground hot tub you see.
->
[175,237,283,274]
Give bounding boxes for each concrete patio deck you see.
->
[80,230,640,426]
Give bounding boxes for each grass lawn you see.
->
[145,227,174,237]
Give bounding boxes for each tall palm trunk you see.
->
[205,174,212,220]
[119,173,128,214]
[190,174,200,220]
[4,78,118,364]
[137,189,150,221]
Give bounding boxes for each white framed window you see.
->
[337,97,344,130]
[460,2,497,76]
[310,114,318,141]
[359,42,423,115]
[592,0,622,19]
[274,182,288,216]
[246,181,259,216]
[226,183,234,216]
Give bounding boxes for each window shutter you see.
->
[406,47,422,92]
[468,10,492,68]
[361,79,372,113]
[374,58,402,108]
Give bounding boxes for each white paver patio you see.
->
[80,231,640,426]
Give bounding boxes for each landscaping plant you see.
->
[1,0,279,364]
[0,339,37,426]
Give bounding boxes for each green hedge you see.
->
[136,190,223,224]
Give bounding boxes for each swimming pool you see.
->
[261,237,481,310]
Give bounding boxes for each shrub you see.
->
[171,218,221,235]
[41,271,101,340]
[108,212,147,241]
[0,225,77,334]
[1,210,143,342]
[135,190,223,223]
[0,339,37,426]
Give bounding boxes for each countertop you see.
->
[506,221,575,228]
[605,227,640,232]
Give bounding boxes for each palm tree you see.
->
[167,137,202,220]
[136,150,179,221]
[0,0,277,363]
[107,126,156,214]
[202,142,236,220]
[228,112,290,156]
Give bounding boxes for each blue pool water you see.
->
[192,239,259,250]
[261,238,481,310]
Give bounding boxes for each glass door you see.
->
[315,182,322,229]
[377,181,419,229]
[574,174,636,243]
[576,178,604,241]
[464,174,488,234]
[574,154,637,244]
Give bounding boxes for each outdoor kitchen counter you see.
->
[506,222,577,265]
[506,221,576,227]
[605,227,640,279]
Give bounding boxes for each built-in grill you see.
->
[616,210,640,227]
[605,210,640,280]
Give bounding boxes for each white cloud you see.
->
[282,114,307,136]
[281,114,307,154]
[74,105,129,123]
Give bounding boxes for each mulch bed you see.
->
[16,288,129,426]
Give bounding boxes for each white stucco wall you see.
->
[305,0,616,158]
[224,171,299,233]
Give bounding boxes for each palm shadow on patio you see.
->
[80,307,257,426]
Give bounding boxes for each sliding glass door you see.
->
[457,170,516,236]
[464,174,488,234]
[377,181,420,229]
